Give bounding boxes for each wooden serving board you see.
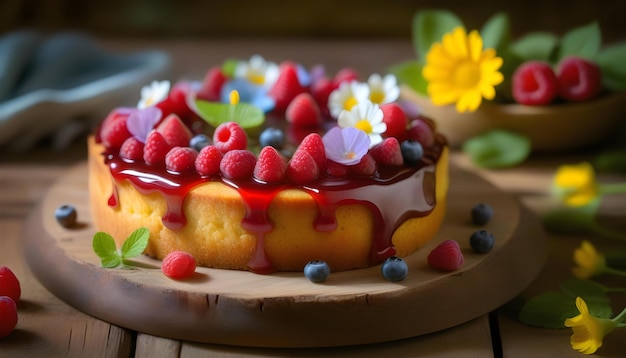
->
[22,162,547,348]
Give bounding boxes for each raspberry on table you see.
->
[0,266,21,302]
[427,240,465,271]
[161,251,197,279]
[0,296,17,338]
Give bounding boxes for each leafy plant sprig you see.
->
[92,227,150,268]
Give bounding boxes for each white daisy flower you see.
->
[235,55,279,88]
[328,81,369,118]
[338,99,387,147]
[137,80,170,109]
[367,73,400,105]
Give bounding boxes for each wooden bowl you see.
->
[401,86,626,152]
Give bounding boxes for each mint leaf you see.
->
[597,42,626,91]
[542,199,600,234]
[195,100,265,129]
[388,60,427,94]
[481,12,510,52]
[509,32,559,62]
[413,10,463,62]
[92,232,121,268]
[557,22,602,61]
[120,227,150,259]
[462,130,531,168]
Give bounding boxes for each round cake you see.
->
[88,55,449,273]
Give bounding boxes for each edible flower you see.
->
[220,78,276,113]
[337,100,387,147]
[323,127,370,165]
[367,73,400,105]
[234,55,279,88]
[328,81,369,118]
[564,297,625,355]
[422,26,503,113]
[138,80,170,109]
[573,241,626,280]
[126,107,163,143]
[553,162,598,207]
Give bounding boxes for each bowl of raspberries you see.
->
[394,10,626,152]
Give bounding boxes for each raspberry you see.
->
[213,122,248,153]
[195,145,223,176]
[310,77,337,117]
[350,153,377,176]
[254,146,287,183]
[285,93,322,127]
[512,61,558,105]
[196,66,228,101]
[220,149,256,179]
[156,81,194,120]
[143,130,171,166]
[100,109,131,149]
[165,147,198,173]
[407,116,435,148]
[268,63,306,112]
[156,114,192,148]
[326,161,348,177]
[427,240,465,271]
[370,137,403,166]
[294,133,327,171]
[333,68,359,85]
[556,56,602,102]
[0,267,21,302]
[288,150,320,184]
[380,103,408,140]
[161,251,196,279]
[119,137,144,161]
[0,296,17,338]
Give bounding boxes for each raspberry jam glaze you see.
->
[103,135,445,274]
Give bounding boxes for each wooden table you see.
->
[1,39,626,357]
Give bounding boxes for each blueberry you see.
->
[189,134,211,151]
[55,204,77,228]
[471,203,493,225]
[400,140,424,164]
[259,127,285,149]
[470,230,495,253]
[304,260,330,283]
[381,256,408,282]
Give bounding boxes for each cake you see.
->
[88,55,449,274]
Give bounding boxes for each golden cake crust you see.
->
[89,137,449,272]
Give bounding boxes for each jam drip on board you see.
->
[102,135,445,273]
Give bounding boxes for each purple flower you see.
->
[127,106,162,143]
[322,127,370,165]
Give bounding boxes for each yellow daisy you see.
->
[565,297,617,355]
[422,26,504,113]
[235,55,279,88]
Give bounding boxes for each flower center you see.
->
[453,61,481,89]
[344,151,356,160]
[247,73,266,85]
[343,96,358,111]
[369,90,385,104]
[354,119,373,134]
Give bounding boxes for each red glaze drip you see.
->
[101,135,445,273]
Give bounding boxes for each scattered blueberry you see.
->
[470,230,495,253]
[189,134,211,151]
[259,127,285,149]
[55,204,77,228]
[400,140,424,164]
[304,260,330,283]
[471,203,493,226]
[381,256,408,282]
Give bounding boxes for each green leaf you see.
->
[597,42,626,91]
[542,199,600,234]
[462,130,531,168]
[594,149,626,173]
[92,232,121,268]
[195,100,265,129]
[557,22,602,61]
[388,60,427,94]
[120,227,150,259]
[518,291,612,329]
[481,12,510,52]
[559,278,611,306]
[413,10,463,62]
[509,32,559,62]
[221,59,239,78]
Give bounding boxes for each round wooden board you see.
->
[23,162,547,348]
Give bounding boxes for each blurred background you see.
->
[1,0,624,42]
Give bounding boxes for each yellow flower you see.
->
[553,162,598,207]
[422,26,503,113]
[572,240,607,279]
[564,297,617,355]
